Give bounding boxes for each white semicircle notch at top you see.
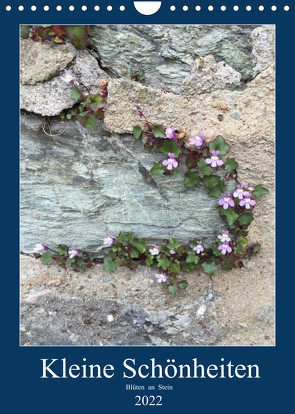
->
[134,1,162,15]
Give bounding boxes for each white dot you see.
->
[6,5,11,11]
[69,5,74,11]
[44,5,49,11]
[259,5,264,11]
[183,5,188,11]
[31,5,37,11]
[208,5,214,12]
[195,5,201,11]
[284,5,290,11]
[18,5,24,11]
[82,5,87,11]
[56,5,62,11]
[107,5,112,11]
[233,5,239,11]
[246,5,252,11]
[170,5,176,11]
[120,5,125,11]
[271,5,277,11]
[94,5,100,11]
[221,5,226,11]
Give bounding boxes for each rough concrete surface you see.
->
[20,25,275,346]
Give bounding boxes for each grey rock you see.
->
[182,54,241,96]
[20,291,220,346]
[89,25,258,94]
[20,39,76,85]
[20,39,109,116]
[251,25,275,76]
[20,113,233,255]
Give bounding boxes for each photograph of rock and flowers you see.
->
[20,25,275,346]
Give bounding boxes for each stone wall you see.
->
[20,25,275,346]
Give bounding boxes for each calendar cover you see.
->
[1,1,291,412]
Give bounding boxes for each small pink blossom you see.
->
[162,153,178,170]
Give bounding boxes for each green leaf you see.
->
[133,126,142,139]
[184,171,201,188]
[150,162,164,176]
[182,263,195,272]
[116,231,134,246]
[213,245,222,256]
[132,239,147,254]
[76,257,84,265]
[157,255,170,270]
[203,175,220,189]
[219,208,239,226]
[209,135,229,155]
[186,251,199,264]
[89,94,106,111]
[145,254,154,266]
[169,260,180,274]
[167,237,181,251]
[253,184,269,198]
[239,213,254,226]
[178,281,187,289]
[103,257,119,272]
[20,25,31,39]
[95,109,104,120]
[89,253,96,261]
[221,263,234,271]
[202,261,217,276]
[237,237,248,248]
[185,155,198,170]
[225,157,239,173]
[234,237,248,254]
[218,180,227,193]
[209,186,222,198]
[71,35,89,50]
[131,249,139,259]
[65,25,88,38]
[71,86,81,102]
[84,116,97,131]
[153,125,165,138]
[253,243,260,253]
[56,245,68,255]
[168,284,178,295]
[137,69,145,80]
[40,251,53,265]
[197,159,213,176]
[160,139,181,157]
[67,258,75,265]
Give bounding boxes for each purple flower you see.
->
[189,131,204,148]
[34,243,47,253]
[103,234,114,246]
[60,69,75,86]
[193,241,204,254]
[218,193,235,209]
[149,244,160,256]
[218,230,231,243]
[206,150,224,167]
[170,249,176,255]
[247,186,254,191]
[165,127,178,141]
[68,248,79,258]
[239,193,256,209]
[233,184,246,200]
[162,153,178,170]
[218,242,232,255]
[155,272,167,283]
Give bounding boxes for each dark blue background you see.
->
[1,1,289,412]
